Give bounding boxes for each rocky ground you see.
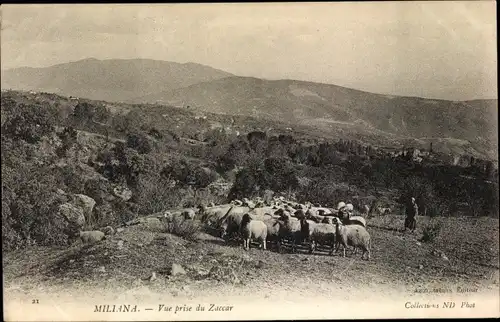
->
[3,214,500,320]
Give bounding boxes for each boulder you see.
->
[79,230,105,244]
[72,194,96,220]
[59,203,85,228]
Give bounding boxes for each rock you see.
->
[117,240,124,249]
[171,263,186,276]
[79,230,106,244]
[59,203,85,228]
[72,194,96,220]
[113,185,133,201]
[416,242,421,246]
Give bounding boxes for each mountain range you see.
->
[2,58,497,160]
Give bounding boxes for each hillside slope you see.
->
[1,58,233,102]
[134,77,498,160]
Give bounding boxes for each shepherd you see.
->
[404,197,418,232]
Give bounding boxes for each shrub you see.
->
[2,164,70,250]
[134,175,182,215]
[162,215,200,241]
[2,103,56,143]
[126,132,153,154]
[420,220,442,243]
[56,126,78,157]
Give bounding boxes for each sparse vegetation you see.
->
[1,90,498,254]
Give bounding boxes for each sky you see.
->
[1,2,497,100]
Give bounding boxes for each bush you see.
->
[162,215,200,241]
[126,132,153,154]
[134,175,182,215]
[161,158,218,189]
[56,126,78,157]
[2,103,56,143]
[420,220,442,243]
[2,164,70,250]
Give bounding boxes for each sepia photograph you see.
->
[1,2,499,320]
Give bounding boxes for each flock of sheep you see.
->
[163,196,372,260]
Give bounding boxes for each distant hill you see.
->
[2,59,497,161]
[1,58,233,102]
[132,76,498,160]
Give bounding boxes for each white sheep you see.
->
[333,217,371,260]
[79,230,106,244]
[263,218,284,252]
[299,219,336,255]
[240,213,267,251]
[248,206,276,218]
[278,211,303,253]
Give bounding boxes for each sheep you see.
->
[321,217,334,224]
[198,204,232,225]
[242,198,255,208]
[240,213,267,251]
[278,212,303,253]
[300,219,336,255]
[216,206,251,235]
[346,215,367,228]
[333,217,371,260]
[220,212,245,241]
[248,206,277,219]
[79,230,106,244]
[293,209,307,219]
[308,206,333,216]
[263,218,285,252]
[181,208,196,220]
[231,199,243,206]
[306,210,326,223]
